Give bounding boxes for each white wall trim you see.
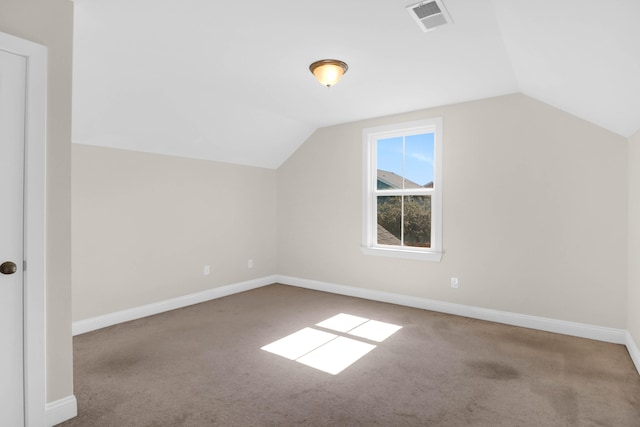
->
[0,31,48,427]
[72,276,277,336]
[71,274,638,377]
[45,395,77,427]
[626,331,640,376]
[275,275,627,345]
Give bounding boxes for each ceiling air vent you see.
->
[406,0,453,32]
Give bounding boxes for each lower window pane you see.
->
[403,195,431,248]
[377,196,401,245]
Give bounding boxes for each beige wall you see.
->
[72,145,277,320]
[0,0,74,403]
[629,130,640,344]
[278,93,628,328]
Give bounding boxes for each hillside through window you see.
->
[362,119,442,261]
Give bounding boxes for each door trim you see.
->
[0,32,47,427]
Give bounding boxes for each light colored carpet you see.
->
[61,284,640,426]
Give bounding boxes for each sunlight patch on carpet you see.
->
[297,337,376,375]
[316,313,369,332]
[347,319,403,342]
[261,327,337,360]
[261,313,402,375]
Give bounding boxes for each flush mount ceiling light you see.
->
[309,59,348,87]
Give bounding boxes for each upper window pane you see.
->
[376,133,434,190]
[404,133,434,188]
[376,137,403,190]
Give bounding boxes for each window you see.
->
[362,118,443,261]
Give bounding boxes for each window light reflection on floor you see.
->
[315,313,368,332]
[261,313,402,375]
[261,327,337,360]
[347,319,403,342]
[297,336,375,375]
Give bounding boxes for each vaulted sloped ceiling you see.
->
[72,0,640,169]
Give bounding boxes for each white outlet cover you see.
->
[451,277,459,288]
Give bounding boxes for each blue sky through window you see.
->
[377,133,434,186]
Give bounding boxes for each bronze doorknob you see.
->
[0,261,17,275]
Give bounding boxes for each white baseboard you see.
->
[72,275,277,335]
[626,331,640,376]
[71,274,637,376]
[275,275,628,345]
[46,395,77,427]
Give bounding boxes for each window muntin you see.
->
[362,118,442,261]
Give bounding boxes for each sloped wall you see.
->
[277,93,628,328]
[72,145,277,320]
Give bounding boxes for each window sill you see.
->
[360,246,443,262]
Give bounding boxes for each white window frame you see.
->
[361,118,443,262]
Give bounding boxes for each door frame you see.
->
[0,32,47,426]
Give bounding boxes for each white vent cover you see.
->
[406,0,453,32]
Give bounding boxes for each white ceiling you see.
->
[72,0,640,169]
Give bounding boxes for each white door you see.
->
[0,48,27,426]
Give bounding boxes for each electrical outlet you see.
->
[203,265,210,276]
[451,277,459,289]
[248,259,254,269]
